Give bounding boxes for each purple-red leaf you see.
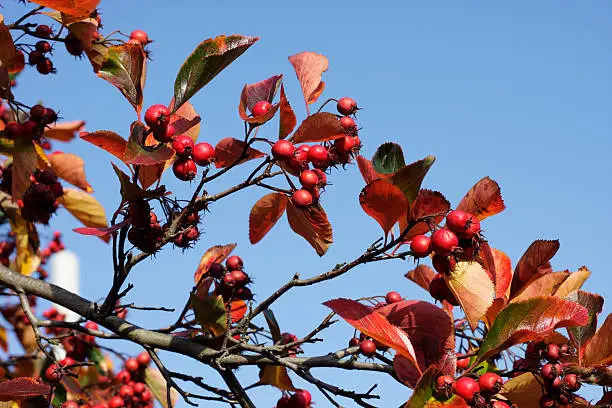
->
[11,138,37,201]
[193,243,237,284]
[73,218,130,240]
[510,240,560,298]
[457,176,505,221]
[286,202,332,256]
[278,84,297,139]
[290,112,345,144]
[565,290,603,363]
[403,189,450,239]
[288,51,328,110]
[214,137,266,168]
[359,179,408,235]
[249,193,288,244]
[238,74,282,125]
[583,313,612,367]
[0,376,51,400]
[356,155,382,184]
[405,264,436,292]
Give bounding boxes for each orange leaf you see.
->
[511,272,570,303]
[359,179,408,235]
[500,373,543,408]
[193,243,237,284]
[169,100,201,142]
[278,84,297,139]
[0,376,51,400]
[47,152,92,192]
[0,16,21,72]
[29,0,100,18]
[288,51,328,108]
[0,326,7,352]
[11,139,37,201]
[258,366,296,391]
[324,298,420,371]
[404,189,450,239]
[60,188,108,231]
[456,176,505,221]
[214,137,266,168]
[444,262,494,331]
[491,248,512,299]
[230,300,247,323]
[510,240,560,298]
[44,120,85,142]
[286,202,332,256]
[583,313,612,367]
[405,264,435,292]
[249,193,288,244]
[81,130,127,163]
[290,112,345,144]
[356,155,382,184]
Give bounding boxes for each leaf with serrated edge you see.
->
[565,290,603,363]
[511,240,560,297]
[445,262,494,331]
[403,189,449,239]
[583,313,612,367]
[214,137,266,168]
[511,272,570,303]
[359,179,408,235]
[97,44,146,114]
[249,193,288,244]
[290,112,344,144]
[81,130,127,163]
[288,51,328,109]
[279,84,297,139]
[457,176,506,221]
[286,202,332,256]
[0,376,51,401]
[48,152,93,192]
[191,293,227,336]
[372,142,406,174]
[238,74,282,125]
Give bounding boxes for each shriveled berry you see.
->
[299,170,319,190]
[173,158,197,181]
[291,189,313,208]
[137,351,151,367]
[226,255,243,271]
[306,144,328,164]
[252,100,272,117]
[359,339,377,357]
[271,140,294,161]
[172,135,194,158]
[192,142,215,166]
[454,377,480,403]
[144,104,171,129]
[385,291,402,304]
[478,372,503,394]
[410,234,431,258]
[337,97,357,116]
[125,358,139,372]
[130,30,149,44]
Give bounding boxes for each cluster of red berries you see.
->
[19,169,64,224]
[127,30,151,46]
[211,255,253,301]
[172,209,201,248]
[27,35,56,75]
[407,209,482,305]
[143,104,216,182]
[435,372,508,407]
[270,97,361,208]
[279,332,300,357]
[275,389,313,408]
[105,353,153,408]
[127,201,163,253]
[3,103,58,142]
[0,235,16,268]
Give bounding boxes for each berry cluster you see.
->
[127,30,151,46]
[143,104,215,182]
[172,208,201,248]
[3,103,57,142]
[271,97,361,208]
[435,372,508,407]
[275,389,313,408]
[20,169,64,224]
[126,201,164,253]
[408,209,482,305]
[211,255,253,302]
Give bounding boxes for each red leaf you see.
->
[477,296,588,363]
[29,0,100,18]
[359,179,408,235]
[11,139,37,201]
[249,193,288,244]
[81,130,127,163]
[394,354,422,389]
[125,121,174,165]
[214,137,266,168]
[288,51,328,109]
[457,176,505,221]
[238,74,282,125]
[403,189,450,239]
[193,243,237,284]
[405,265,436,292]
[231,300,247,323]
[324,298,420,371]
[73,218,130,240]
[510,240,560,298]
[278,84,297,139]
[0,17,21,74]
[169,99,201,142]
[565,290,604,363]
[490,248,513,299]
[0,376,51,400]
[583,313,612,367]
[389,156,436,203]
[356,155,382,184]
[286,202,333,256]
[48,151,93,192]
[290,112,345,144]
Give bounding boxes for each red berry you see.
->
[141,389,152,402]
[44,363,61,383]
[30,104,47,123]
[359,339,377,357]
[276,395,290,408]
[428,274,458,306]
[385,291,402,304]
[172,135,194,158]
[172,158,197,181]
[108,396,124,408]
[222,272,235,287]
[333,136,357,155]
[340,115,357,134]
[144,104,171,129]
[456,353,470,370]
[563,373,580,391]
[192,142,215,166]
[152,123,175,143]
[289,390,312,407]
[4,121,21,140]
[35,40,52,53]
[209,262,225,279]
[61,402,79,408]
[252,100,272,117]
[230,270,249,287]
[435,375,455,398]
[28,50,45,66]
[478,372,503,394]
[299,170,319,190]
[431,228,459,256]
[119,385,134,398]
[306,145,328,164]
[492,401,511,408]
[348,337,360,347]
[337,97,357,116]
[291,189,313,208]
[125,358,139,372]
[36,58,54,75]
[116,370,131,384]
[35,25,53,37]
[235,286,253,300]
[130,30,149,44]
[539,396,555,408]
[410,234,431,258]
[289,148,308,171]
[461,216,481,240]
[271,140,295,161]
[137,351,151,367]
[84,321,98,331]
[454,377,480,403]
[541,363,563,380]
[226,255,243,270]
[64,33,84,56]
[311,168,327,187]
[545,343,560,362]
[44,108,57,124]
[446,210,470,233]
[20,120,40,140]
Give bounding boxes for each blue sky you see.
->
[3,1,612,406]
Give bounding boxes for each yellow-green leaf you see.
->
[60,188,107,229]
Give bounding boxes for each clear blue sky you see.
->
[4,1,612,406]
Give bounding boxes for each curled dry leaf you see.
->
[286,201,333,256]
[44,120,85,142]
[249,193,288,244]
[359,179,408,235]
[288,51,329,109]
[405,264,436,292]
[48,152,93,192]
[214,137,266,168]
[278,84,297,139]
[510,239,560,298]
[193,243,237,284]
[290,112,345,144]
[456,176,506,221]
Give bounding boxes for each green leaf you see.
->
[390,156,436,203]
[372,142,406,174]
[405,366,438,408]
[51,384,66,407]
[88,346,105,372]
[566,290,603,363]
[173,34,259,112]
[264,309,282,343]
[124,121,174,165]
[190,293,227,337]
[97,44,147,114]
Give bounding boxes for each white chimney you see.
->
[49,250,80,322]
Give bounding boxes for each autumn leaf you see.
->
[324,298,420,370]
[290,112,345,144]
[286,201,332,256]
[0,326,6,352]
[44,120,85,142]
[565,290,603,363]
[404,366,439,407]
[238,74,282,125]
[6,206,40,276]
[456,177,505,221]
[490,248,512,299]
[390,156,436,203]
[191,293,227,337]
[288,51,328,110]
[230,300,247,323]
[511,272,570,303]
[258,366,296,391]
[11,138,37,201]
[144,367,179,408]
[169,100,201,142]
[477,296,588,363]
[359,179,408,235]
[0,377,51,401]
[97,44,147,114]
[249,193,288,244]
[264,309,282,342]
[403,189,450,239]
[278,84,297,139]
[214,137,266,168]
[29,0,100,18]
[356,155,382,184]
[73,218,130,240]
[81,130,127,163]
[174,35,258,111]
[193,243,237,284]
[510,240,560,298]
[445,262,494,331]
[124,121,174,165]
[554,267,591,298]
[0,15,21,72]
[582,313,612,367]
[60,188,108,231]
[405,264,436,292]
[47,152,92,192]
[372,142,406,174]
[500,373,542,408]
